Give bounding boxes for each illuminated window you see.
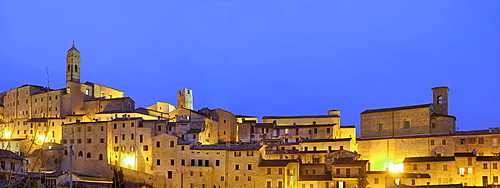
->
[467,168,473,174]
[459,168,465,174]
[493,138,498,148]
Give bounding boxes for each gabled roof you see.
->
[361,103,432,114]
[259,159,299,167]
[0,149,24,160]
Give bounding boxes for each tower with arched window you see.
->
[431,86,449,115]
[66,41,81,83]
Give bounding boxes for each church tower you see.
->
[66,42,81,82]
[431,86,449,115]
[177,88,193,110]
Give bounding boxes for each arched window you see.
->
[87,152,91,158]
[437,95,443,104]
[426,163,431,170]
[78,151,83,157]
[99,154,103,160]
[64,150,68,155]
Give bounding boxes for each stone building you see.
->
[2,44,500,187]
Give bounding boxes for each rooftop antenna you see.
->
[46,67,50,90]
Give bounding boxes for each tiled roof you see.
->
[85,97,132,102]
[275,124,337,128]
[263,115,339,119]
[261,139,281,142]
[187,129,202,133]
[477,156,500,161]
[255,123,275,127]
[65,114,86,116]
[431,113,456,118]
[235,115,257,118]
[0,139,25,142]
[403,156,454,163]
[340,125,356,128]
[259,159,299,167]
[367,171,388,174]
[359,128,500,140]
[96,110,150,116]
[301,138,351,143]
[403,173,431,178]
[299,174,332,181]
[454,152,475,157]
[333,157,368,165]
[0,149,24,160]
[361,103,432,114]
[265,150,331,154]
[177,142,191,145]
[191,144,262,151]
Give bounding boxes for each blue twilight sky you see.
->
[0,1,499,131]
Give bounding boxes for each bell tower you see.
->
[431,86,449,115]
[66,41,81,82]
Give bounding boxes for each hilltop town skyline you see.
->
[1,1,499,131]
